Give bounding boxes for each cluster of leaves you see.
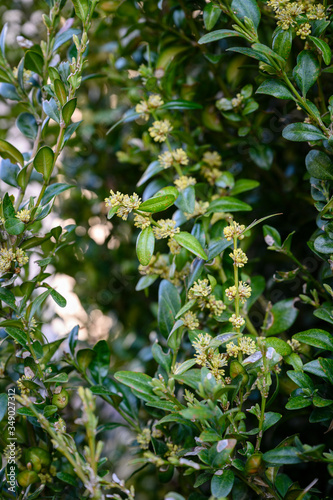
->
[1,0,333,500]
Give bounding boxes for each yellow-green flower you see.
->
[148,120,173,142]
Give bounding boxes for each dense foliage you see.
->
[1,0,333,499]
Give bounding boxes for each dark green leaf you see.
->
[0,138,24,166]
[319,358,333,385]
[272,27,292,60]
[50,289,67,308]
[173,232,208,260]
[293,50,320,96]
[137,161,163,187]
[16,113,38,140]
[136,226,155,266]
[53,28,81,52]
[211,469,234,497]
[0,287,16,308]
[263,447,302,465]
[115,371,156,402]
[309,36,332,65]
[208,196,252,213]
[293,329,333,352]
[139,195,176,213]
[158,280,181,337]
[5,326,28,346]
[198,29,246,45]
[56,472,78,487]
[41,183,74,205]
[0,159,20,187]
[34,146,54,181]
[5,218,25,235]
[231,0,260,28]
[306,150,333,181]
[62,98,77,125]
[0,393,8,422]
[54,79,67,106]
[287,370,314,389]
[45,372,68,384]
[282,123,326,142]
[256,79,294,100]
[43,98,60,124]
[25,50,43,76]
[203,4,221,31]
[160,100,202,110]
[265,299,298,336]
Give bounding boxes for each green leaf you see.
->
[29,290,52,320]
[34,146,54,181]
[45,372,68,384]
[173,232,208,260]
[0,159,20,187]
[5,326,28,346]
[263,447,302,465]
[160,100,202,110]
[16,113,38,140]
[137,160,163,187]
[181,405,215,421]
[309,36,332,65]
[265,338,292,357]
[62,98,77,125]
[256,79,294,100]
[231,179,259,195]
[263,224,282,247]
[314,234,333,254]
[0,23,8,57]
[71,0,89,21]
[265,299,298,336]
[53,28,81,52]
[211,469,234,498]
[293,50,320,96]
[24,50,44,76]
[56,471,78,487]
[285,395,312,410]
[40,338,65,365]
[50,289,67,308]
[69,324,79,356]
[43,98,60,124]
[227,46,271,65]
[54,79,67,106]
[152,342,172,373]
[319,358,333,385]
[272,27,292,60]
[208,196,252,213]
[262,412,282,431]
[139,195,176,213]
[203,4,221,31]
[135,274,159,291]
[3,193,16,220]
[0,393,8,422]
[0,83,20,100]
[293,329,333,352]
[306,150,333,181]
[175,186,195,214]
[282,123,326,142]
[0,287,16,308]
[43,405,58,418]
[4,218,25,235]
[207,238,232,260]
[90,340,110,380]
[77,348,97,371]
[158,280,181,337]
[41,183,74,205]
[287,370,314,390]
[115,371,156,402]
[231,0,260,28]
[198,29,246,45]
[136,226,155,266]
[0,138,24,166]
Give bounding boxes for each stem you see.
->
[256,393,266,451]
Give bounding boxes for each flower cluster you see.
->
[139,255,190,286]
[182,311,199,330]
[223,221,246,241]
[148,120,173,142]
[0,247,29,273]
[229,314,245,329]
[184,200,209,220]
[229,248,248,268]
[135,94,164,120]
[267,0,326,32]
[192,333,228,380]
[134,213,151,229]
[158,148,189,169]
[16,209,31,223]
[226,337,257,357]
[226,281,252,304]
[201,151,223,185]
[188,279,226,317]
[105,190,141,220]
[174,175,196,191]
[137,428,151,450]
[152,219,180,239]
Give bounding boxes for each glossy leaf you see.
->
[305,150,333,181]
[158,280,181,337]
[34,146,54,181]
[265,299,298,336]
[293,329,333,352]
[62,98,77,125]
[309,36,332,65]
[203,4,221,31]
[173,231,208,260]
[211,469,234,497]
[0,139,24,166]
[25,50,44,76]
[16,113,38,140]
[282,123,326,142]
[231,0,260,28]
[208,196,252,213]
[136,226,155,266]
[293,50,320,96]
[198,29,246,45]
